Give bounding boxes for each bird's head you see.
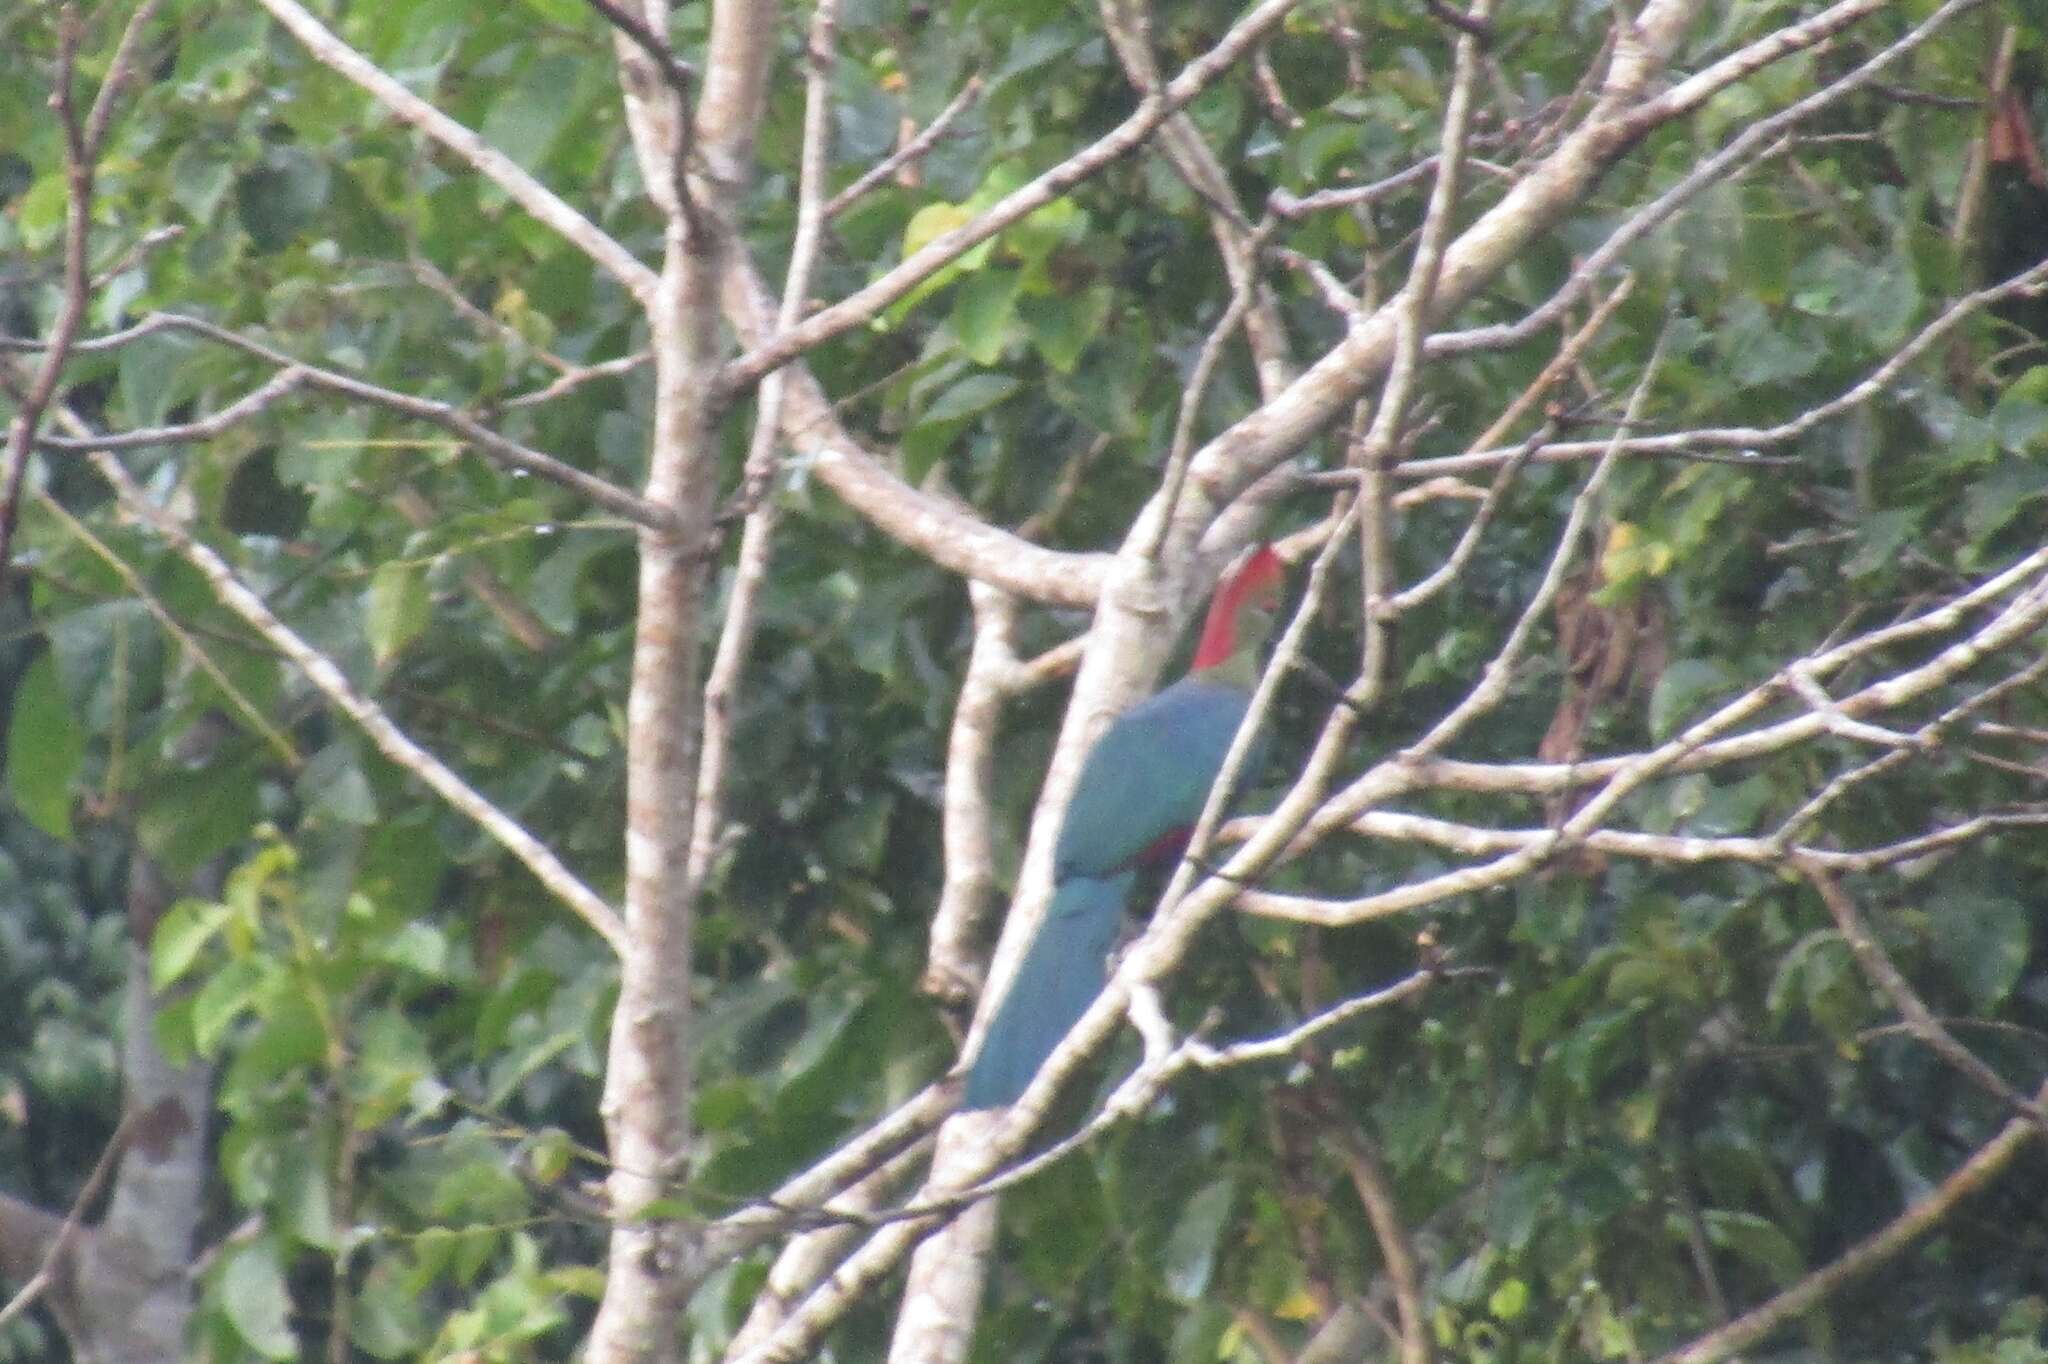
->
[1191,544,1286,674]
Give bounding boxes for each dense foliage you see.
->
[2,0,2047,1360]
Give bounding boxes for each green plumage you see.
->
[962,676,1261,1109]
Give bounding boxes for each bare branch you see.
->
[826,77,984,220]
[1223,808,2048,916]
[1353,0,1496,676]
[1622,0,1889,135]
[582,0,698,104]
[692,0,841,894]
[33,313,674,531]
[718,251,1109,605]
[922,583,1019,1004]
[1800,865,2048,1133]
[501,351,653,410]
[1309,545,2048,818]
[1648,1081,2048,1364]
[43,367,312,449]
[250,0,658,303]
[1440,0,1996,359]
[1330,1126,1431,1364]
[0,0,163,596]
[722,0,1307,394]
[1188,0,1984,513]
[727,1144,928,1356]
[1143,223,1274,561]
[0,1109,133,1333]
[88,449,628,952]
[1271,156,1450,219]
[1424,253,2048,475]
[590,0,783,1345]
[1244,567,2048,925]
[703,1082,954,1266]
[1096,0,1299,395]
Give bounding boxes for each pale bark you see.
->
[588,0,780,1357]
[0,857,212,1364]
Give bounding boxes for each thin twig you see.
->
[722,0,1308,394]
[581,0,697,101]
[0,0,163,598]
[1800,865,2048,1134]
[500,351,652,410]
[825,76,983,219]
[251,0,657,302]
[89,449,627,952]
[689,0,840,891]
[1329,1124,1431,1364]
[0,1108,136,1333]
[1648,1081,2048,1364]
[1142,223,1274,562]
[32,314,672,531]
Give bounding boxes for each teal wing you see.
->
[1054,676,1254,879]
[963,871,1132,1109]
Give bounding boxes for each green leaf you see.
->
[1021,286,1111,374]
[1485,1166,1551,1252]
[1930,891,2030,1011]
[16,174,69,251]
[1488,1278,1530,1321]
[298,742,379,826]
[1991,387,2048,456]
[528,535,611,634]
[376,920,452,978]
[1843,507,1922,579]
[951,268,1021,366]
[139,756,264,875]
[1963,465,2048,548]
[919,373,1020,427]
[6,654,83,839]
[1702,1209,1804,1286]
[433,1155,527,1221]
[237,147,332,253]
[117,333,191,431]
[480,55,583,171]
[892,202,996,314]
[277,1142,338,1250]
[526,1128,575,1184]
[366,561,430,666]
[351,1259,426,1359]
[219,1240,298,1359]
[193,959,268,1057]
[224,986,328,1092]
[152,898,232,989]
[902,201,972,259]
[1162,1178,1236,1303]
[1648,659,1732,742]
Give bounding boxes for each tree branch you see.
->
[1647,1081,2048,1364]
[718,249,1109,605]
[721,0,1308,394]
[0,0,161,596]
[1800,865,2048,1133]
[32,314,675,531]
[88,448,628,952]
[825,76,983,220]
[250,0,659,303]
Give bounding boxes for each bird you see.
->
[962,545,1286,1109]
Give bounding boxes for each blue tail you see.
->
[962,872,1132,1109]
